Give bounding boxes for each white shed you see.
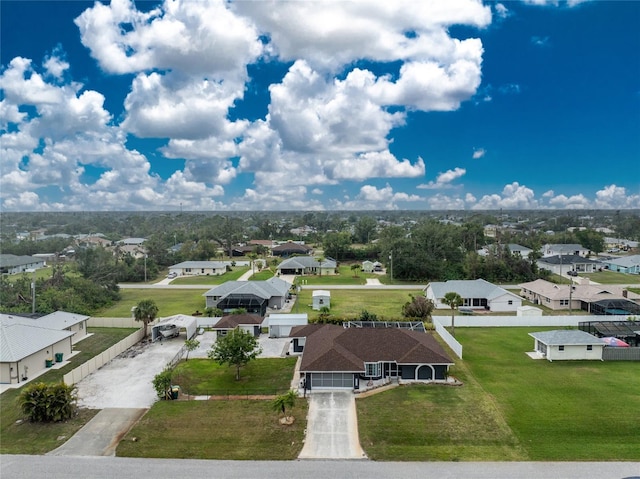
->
[517,306,543,317]
[529,330,605,361]
[312,290,331,311]
[264,313,308,338]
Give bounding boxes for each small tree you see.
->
[315,255,325,276]
[19,382,77,422]
[442,292,463,337]
[134,299,159,339]
[152,368,173,399]
[272,389,298,424]
[402,295,435,321]
[208,328,262,380]
[230,308,247,315]
[184,338,200,361]
[350,264,361,277]
[358,309,378,321]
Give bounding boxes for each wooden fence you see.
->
[63,328,145,385]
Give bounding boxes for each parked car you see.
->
[167,272,177,279]
[567,270,578,276]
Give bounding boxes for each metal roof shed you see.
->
[264,313,308,338]
[151,315,197,342]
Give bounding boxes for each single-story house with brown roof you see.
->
[211,314,263,337]
[290,324,454,391]
[272,241,312,257]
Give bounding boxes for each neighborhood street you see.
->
[2,455,639,479]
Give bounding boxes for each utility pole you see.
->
[27,268,36,314]
[144,255,147,283]
[389,251,393,282]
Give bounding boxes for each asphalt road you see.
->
[2,456,639,479]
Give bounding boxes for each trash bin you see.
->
[45,359,54,368]
[55,352,64,363]
[171,386,180,400]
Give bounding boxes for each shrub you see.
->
[19,382,77,422]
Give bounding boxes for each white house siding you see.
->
[68,321,88,344]
[1,337,72,384]
[544,343,604,361]
[312,291,330,311]
[487,293,522,312]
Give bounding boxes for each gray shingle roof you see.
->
[278,256,336,269]
[529,330,605,346]
[170,261,226,269]
[203,277,291,300]
[428,279,518,301]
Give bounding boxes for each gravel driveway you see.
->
[76,337,185,409]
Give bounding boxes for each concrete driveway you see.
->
[48,408,146,456]
[298,391,366,460]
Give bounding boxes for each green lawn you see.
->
[171,357,298,396]
[0,327,136,454]
[117,357,304,460]
[117,398,307,460]
[457,327,640,460]
[578,270,640,284]
[169,266,249,285]
[250,268,276,280]
[294,289,420,320]
[95,289,206,317]
[358,327,640,461]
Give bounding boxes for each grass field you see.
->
[117,398,308,460]
[457,327,640,460]
[578,270,640,284]
[117,357,304,460]
[358,327,640,461]
[171,357,298,396]
[0,327,136,454]
[250,269,276,280]
[294,289,420,320]
[95,288,206,317]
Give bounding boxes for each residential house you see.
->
[0,311,90,385]
[529,330,605,361]
[425,279,522,312]
[536,254,600,275]
[0,255,46,275]
[362,260,382,273]
[603,237,639,252]
[272,241,312,257]
[291,324,454,391]
[477,244,533,259]
[277,256,336,276]
[169,261,227,277]
[211,314,263,337]
[518,279,640,314]
[312,290,330,310]
[600,255,640,274]
[541,243,589,258]
[203,277,292,316]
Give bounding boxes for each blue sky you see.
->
[1,0,638,212]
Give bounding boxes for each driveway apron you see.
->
[298,391,366,459]
[48,408,146,456]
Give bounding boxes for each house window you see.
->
[364,362,381,377]
[319,299,324,304]
[560,300,569,306]
[545,298,551,303]
[587,345,593,351]
[559,345,565,351]
[186,268,192,273]
[201,268,205,273]
[79,322,84,330]
[508,300,513,305]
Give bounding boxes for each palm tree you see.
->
[442,292,463,337]
[134,299,159,339]
[315,255,325,276]
[272,389,298,424]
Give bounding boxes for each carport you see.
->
[151,314,197,342]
